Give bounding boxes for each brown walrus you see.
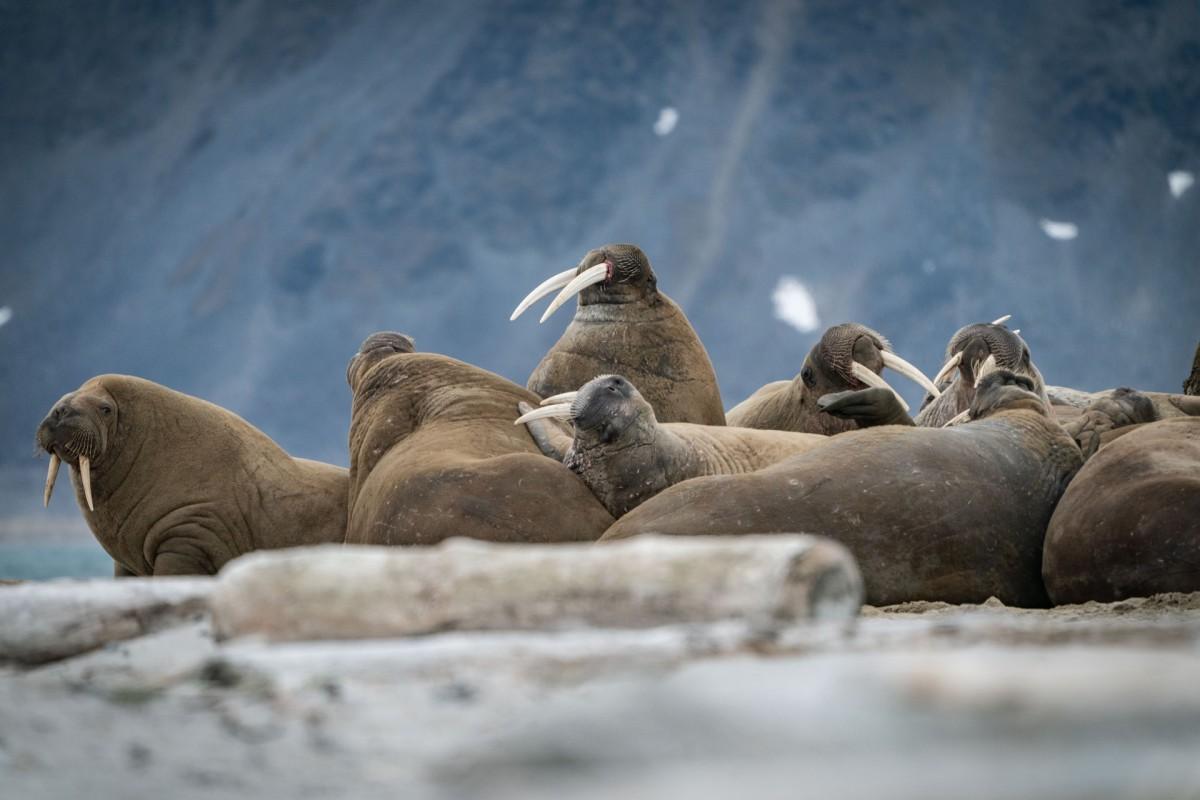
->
[725,323,939,435]
[1043,416,1200,604]
[514,374,828,517]
[1058,387,1200,459]
[345,332,613,545]
[601,370,1083,607]
[35,375,348,576]
[510,244,726,425]
[915,317,1051,427]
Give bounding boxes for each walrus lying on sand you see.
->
[515,374,828,517]
[511,243,726,425]
[1044,416,1200,604]
[725,323,939,434]
[345,332,613,546]
[601,370,1082,607]
[35,375,348,576]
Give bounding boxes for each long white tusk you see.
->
[850,362,910,413]
[1011,329,1020,336]
[540,391,578,406]
[943,408,971,427]
[881,351,941,398]
[515,403,574,426]
[932,351,963,387]
[539,263,609,323]
[78,455,95,512]
[991,314,1012,326]
[510,267,577,321]
[43,454,60,508]
[974,354,998,383]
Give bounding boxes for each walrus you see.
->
[514,374,828,517]
[1058,387,1200,459]
[510,244,726,425]
[345,332,613,545]
[601,370,1083,607]
[915,317,1051,427]
[1043,416,1200,604]
[1186,341,1200,396]
[725,323,939,434]
[35,375,348,576]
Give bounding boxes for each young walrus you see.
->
[346,332,613,546]
[601,370,1083,608]
[35,375,348,576]
[510,243,726,425]
[515,374,828,517]
[725,323,939,435]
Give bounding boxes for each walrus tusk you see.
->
[974,354,999,383]
[943,408,971,427]
[932,351,963,387]
[850,362,910,413]
[1011,329,1020,336]
[43,453,60,508]
[515,403,574,426]
[78,456,95,512]
[540,263,609,323]
[540,391,578,406]
[510,267,577,321]
[880,351,941,398]
[991,314,1012,326]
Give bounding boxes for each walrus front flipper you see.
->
[1063,387,1158,460]
[516,401,572,461]
[818,388,915,428]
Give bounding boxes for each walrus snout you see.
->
[511,243,656,323]
[35,394,108,511]
[968,370,1043,420]
[347,331,416,390]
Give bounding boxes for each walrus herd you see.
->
[35,243,1200,607]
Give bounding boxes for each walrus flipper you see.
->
[818,388,915,428]
[1063,387,1158,460]
[516,401,572,461]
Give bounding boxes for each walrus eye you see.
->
[801,366,815,388]
[100,405,112,415]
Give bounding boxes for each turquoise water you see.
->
[0,543,113,580]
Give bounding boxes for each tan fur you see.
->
[36,375,347,576]
[347,345,613,545]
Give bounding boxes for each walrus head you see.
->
[510,244,659,323]
[966,370,1045,421]
[35,382,119,511]
[933,319,1040,395]
[514,374,653,448]
[802,323,939,416]
[346,332,415,393]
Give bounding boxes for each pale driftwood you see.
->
[0,578,212,665]
[211,535,863,642]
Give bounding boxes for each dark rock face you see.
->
[1,0,1197,466]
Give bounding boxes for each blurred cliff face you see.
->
[0,0,1197,466]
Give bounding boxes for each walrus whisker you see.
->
[880,351,941,398]
[943,408,971,427]
[991,314,1012,326]
[540,263,609,323]
[510,267,577,321]
[850,362,910,413]
[932,351,963,387]
[78,455,95,512]
[514,403,574,426]
[540,391,578,406]
[43,453,60,508]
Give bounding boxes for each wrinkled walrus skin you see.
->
[523,244,726,426]
[35,375,348,576]
[1043,417,1200,605]
[602,371,1082,607]
[346,333,613,546]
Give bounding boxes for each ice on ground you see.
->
[1038,219,1078,240]
[772,276,820,333]
[653,107,678,136]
